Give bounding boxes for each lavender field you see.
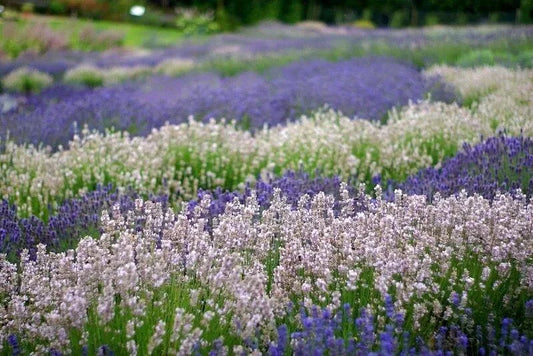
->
[1,20,533,355]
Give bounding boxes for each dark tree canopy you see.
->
[148,0,526,26]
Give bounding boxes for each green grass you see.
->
[48,16,186,49]
[197,37,533,80]
[0,13,186,54]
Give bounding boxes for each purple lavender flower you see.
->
[2,57,445,148]
[385,134,533,201]
[525,299,533,318]
[8,334,20,356]
[0,184,167,261]
[268,324,288,356]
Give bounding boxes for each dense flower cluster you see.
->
[0,185,167,261]
[382,134,533,200]
[2,131,530,265]
[271,301,533,355]
[0,188,531,353]
[425,65,533,134]
[187,171,367,231]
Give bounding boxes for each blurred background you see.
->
[1,0,532,32]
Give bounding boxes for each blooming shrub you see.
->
[63,64,105,88]
[384,134,533,200]
[2,67,53,93]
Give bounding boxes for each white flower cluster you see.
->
[425,65,533,134]
[0,188,531,352]
[2,66,53,93]
[63,64,153,87]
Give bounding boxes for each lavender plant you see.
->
[187,171,368,232]
[3,88,528,220]
[2,24,532,78]
[382,135,533,200]
[271,300,533,355]
[0,184,167,261]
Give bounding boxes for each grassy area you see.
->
[0,13,186,58]
[44,15,186,48]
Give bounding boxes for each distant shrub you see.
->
[1,22,68,58]
[2,67,53,93]
[63,65,105,87]
[352,19,375,29]
[21,2,35,14]
[104,66,152,85]
[78,26,125,51]
[175,7,220,35]
[456,50,495,67]
[390,10,409,28]
[155,58,196,76]
[49,0,67,15]
[424,14,440,26]
[53,0,134,20]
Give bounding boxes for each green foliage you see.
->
[519,0,533,23]
[63,65,105,88]
[456,50,496,67]
[424,13,440,26]
[278,0,303,24]
[2,67,53,93]
[148,0,530,27]
[175,8,220,36]
[390,10,409,28]
[49,1,67,15]
[517,50,533,67]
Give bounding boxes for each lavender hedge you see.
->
[1,57,450,148]
[381,135,533,201]
[0,185,167,261]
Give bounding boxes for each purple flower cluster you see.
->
[0,184,167,261]
[383,135,533,200]
[270,298,533,355]
[2,57,445,147]
[187,170,367,228]
[269,302,404,355]
[0,50,97,78]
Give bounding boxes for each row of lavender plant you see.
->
[1,185,531,353]
[2,133,531,274]
[1,57,452,147]
[380,134,533,200]
[2,65,531,219]
[0,185,168,261]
